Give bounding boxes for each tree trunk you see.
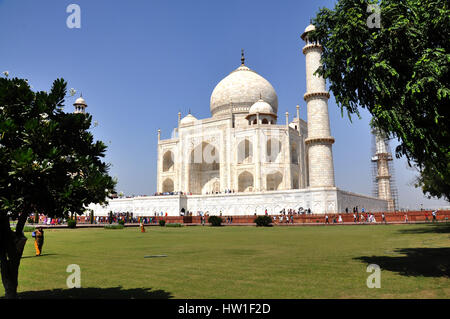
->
[0,214,28,299]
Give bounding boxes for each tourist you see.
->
[404,213,408,223]
[382,213,386,224]
[33,227,44,256]
[325,215,329,224]
[432,210,437,222]
[353,213,357,223]
[338,215,342,223]
[140,220,146,233]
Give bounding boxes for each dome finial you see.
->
[241,49,245,65]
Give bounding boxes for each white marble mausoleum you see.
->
[88,24,388,216]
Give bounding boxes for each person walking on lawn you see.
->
[33,227,44,256]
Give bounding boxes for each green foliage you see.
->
[415,154,450,200]
[254,215,273,227]
[208,216,223,226]
[159,219,166,227]
[0,76,116,221]
[312,0,450,200]
[11,226,35,233]
[118,219,125,226]
[104,224,124,230]
[166,223,182,227]
[67,219,77,229]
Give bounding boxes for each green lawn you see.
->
[2,223,449,299]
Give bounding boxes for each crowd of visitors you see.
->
[154,189,239,196]
[154,191,190,196]
[25,208,442,226]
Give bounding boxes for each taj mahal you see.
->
[88,24,389,216]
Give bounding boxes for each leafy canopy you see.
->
[0,76,116,219]
[311,0,450,200]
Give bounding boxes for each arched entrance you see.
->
[162,178,174,193]
[266,171,283,191]
[238,171,254,192]
[266,138,282,163]
[189,142,220,194]
[237,138,253,164]
[163,150,174,172]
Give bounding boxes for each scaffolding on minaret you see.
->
[371,128,399,211]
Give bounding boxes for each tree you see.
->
[311,0,450,200]
[0,75,116,298]
[414,153,450,200]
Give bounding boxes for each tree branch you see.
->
[15,211,29,236]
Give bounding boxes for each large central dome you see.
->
[210,62,278,117]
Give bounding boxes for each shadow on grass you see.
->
[14,286,173,299]
[21,253,58,259]
[397,223,450,234]
[355,248,450,278]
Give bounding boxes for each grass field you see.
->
[2,223,449,299]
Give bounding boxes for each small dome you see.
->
[301,24,316,40]
[180,113,197,125]
[74,96,87,106]
[304,24,316,33]
[248,99,274,115]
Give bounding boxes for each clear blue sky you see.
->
[1,0,447,209]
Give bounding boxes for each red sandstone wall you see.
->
[145,211,450,224]
[75,210,450,224]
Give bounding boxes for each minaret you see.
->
[301,24,335,188]
[73,94,87,114]
[371,128,396,211]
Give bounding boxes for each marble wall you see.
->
[88,188,387,217]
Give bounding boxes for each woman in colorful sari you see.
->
[34,227,44,256]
